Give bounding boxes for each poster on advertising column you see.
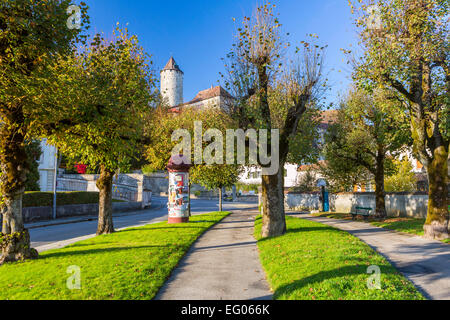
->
[168,171,189,220]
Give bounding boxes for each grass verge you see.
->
[0,211,230,300]
[254,216,424,300]
[312,212,449,244]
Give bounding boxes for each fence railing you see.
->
[56,174,151,206]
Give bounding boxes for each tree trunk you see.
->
[218,188,223,212]
[96,166,115,235]
[0,193,38,264]
[424,146,449,240]
[261,166,286,238]
[374,150,387,218]
[0,107,38,264]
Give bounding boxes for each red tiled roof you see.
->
[320,110,339,124]
[168,107,180,113]
[186,86,234,105]
[298,160,327,172]
[170,86,234,109]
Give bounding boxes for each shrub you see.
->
[294,168,320,192]
[385,159,417,192]
[23,192,102,208]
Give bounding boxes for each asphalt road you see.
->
[29,197,258,251]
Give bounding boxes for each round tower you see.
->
[160,57,184,107]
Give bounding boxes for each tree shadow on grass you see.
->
[286,226,338,234]
[374,220,424,233]
[116,226,208,234]
[41,244,172,260]
[272,265,399,300]
[257,226,338,243]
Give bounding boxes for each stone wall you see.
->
[146,172,169,195]
[57,174,152,206]
[285,192,429,219]
[285,192,321,211]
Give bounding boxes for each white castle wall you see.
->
[161,69,183,107]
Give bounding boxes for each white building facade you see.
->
[38,139,57,192]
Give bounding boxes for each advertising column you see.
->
[167,154,191,224]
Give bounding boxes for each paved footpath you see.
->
[156,210,272,300]
[295,214,450,300]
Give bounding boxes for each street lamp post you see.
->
[52,148,58,220]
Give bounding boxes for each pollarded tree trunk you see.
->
[0,107,38,264]
[261,166,286,238]
[96,166,115,235]
[0,192,38,264]
[424,146,449,240]
[374,149,387,218]
[257,61,287,238]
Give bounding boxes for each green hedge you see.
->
[23,192,103,208]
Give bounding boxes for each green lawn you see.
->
[0,211,230,300]
[254,216,424,300]
[312,212,450,244]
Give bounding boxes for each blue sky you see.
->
[85,0,358,107]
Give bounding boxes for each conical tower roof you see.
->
[161,57,183,74]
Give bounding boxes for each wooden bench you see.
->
[351,207,373,221]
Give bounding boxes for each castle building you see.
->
[160,57,184,107]
[161,57,233,112]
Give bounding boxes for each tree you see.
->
[0,0,88,264]
[322,87,408,217]
[145,105,235,172]
[223,4,326,237]
[348,0,449,239]
[191,165,241,211]
[319,124,371,193]
[295,168,320,192]
[385,159,417,192]
[145,102,240,211]
[40,27,155,235]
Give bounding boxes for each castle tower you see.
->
[160,57,184,107]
